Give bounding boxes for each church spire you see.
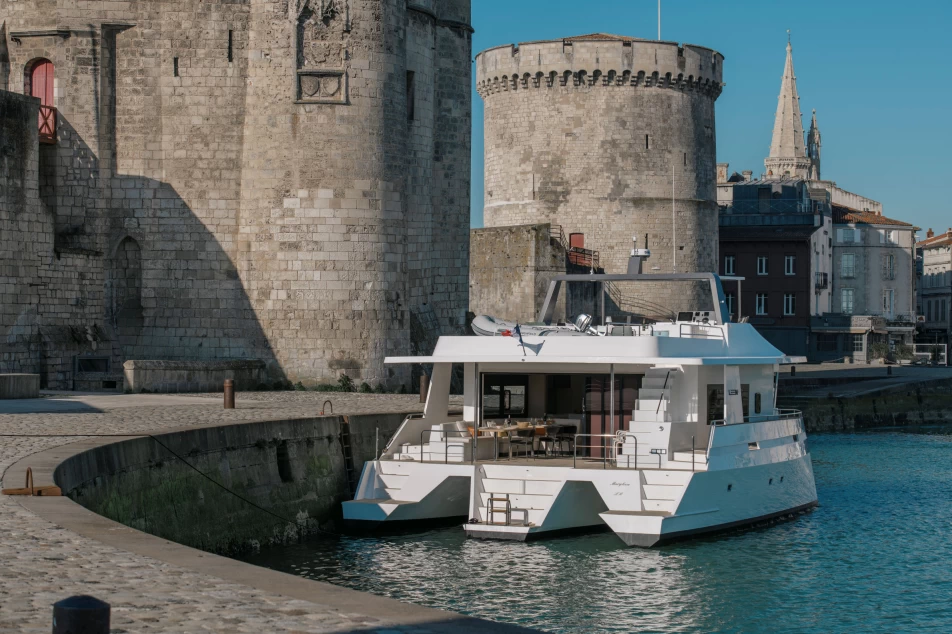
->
[807,109,821,180]
[765,35,812,179]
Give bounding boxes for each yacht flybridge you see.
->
[343,273,818,547]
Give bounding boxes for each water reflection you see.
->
[241,428,952,633]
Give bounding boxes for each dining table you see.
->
[479,425,519,460]
[479,423,560,460]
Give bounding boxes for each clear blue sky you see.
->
[469,0,951,235]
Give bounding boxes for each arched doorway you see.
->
[28,59,56,143]
[112,237,143,353]
[29,59,54,105]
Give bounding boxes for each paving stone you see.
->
[0,392,466,633]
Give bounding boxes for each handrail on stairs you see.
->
[656,370,672,415]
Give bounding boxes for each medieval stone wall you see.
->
[476,37,723,313]
[0,0,472,389]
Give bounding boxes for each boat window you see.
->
[754,393,762,415]
[482,374,529,418]
[707,383,750,422]
[748,442,760,450]
[706,384,723,423]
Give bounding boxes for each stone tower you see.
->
[764,40,813,179]
[238,0,472,385]
[475,34,724,295]
[807,109,821,180]
[0,0,472,389]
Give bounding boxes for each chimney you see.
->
[742,170,753,182]
[927,228,934,239]
[716,163,729,184]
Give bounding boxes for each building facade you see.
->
[917,228,952,348]
[719,178,833,356]
[817,206,918,361]
[474,33,724,315]
[719,38,917,362]
[0,0,473,389]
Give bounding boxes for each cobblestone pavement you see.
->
[0,393,470,633]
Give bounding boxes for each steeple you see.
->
[807,109,821,180]
[765,35,812,179]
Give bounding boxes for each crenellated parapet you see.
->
[476,36,723,100]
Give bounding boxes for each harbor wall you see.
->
[54,413,407,555]
[781,377,952,433]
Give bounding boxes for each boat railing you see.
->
[709,409,803,427]
[573,434,620,469]
[678,323,726,341]
[381,413,425,458]
[418,428,475,464]
[656,370,672,415]
[613,432,639,470]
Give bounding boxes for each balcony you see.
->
[814,272,829,289]
[38,105,56,144]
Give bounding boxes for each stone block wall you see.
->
[55,413,409,554]
[122,359,268,394]
[0,0,472,390]
[470,224,569,323]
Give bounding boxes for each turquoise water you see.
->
[240,429,952,633]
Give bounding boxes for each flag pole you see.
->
[658,0,661,41]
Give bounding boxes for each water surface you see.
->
[241,429,952,633]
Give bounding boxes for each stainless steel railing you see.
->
[418,428,475,464]
[709,409,803,427]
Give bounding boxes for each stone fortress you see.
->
[470,34,725,321]
[0,0,472,390]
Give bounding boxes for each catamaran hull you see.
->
[606,454,818,547]
[616,501,818,547]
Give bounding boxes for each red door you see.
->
[30,60,54,106]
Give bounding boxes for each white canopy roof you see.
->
[387,324,804,366]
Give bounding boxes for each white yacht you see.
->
[343,273,818,547]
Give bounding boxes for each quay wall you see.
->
[782,378,952,433]
[54,413,407,555]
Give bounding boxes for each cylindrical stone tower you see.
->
[239,0,473,386]
[476,34,724,312]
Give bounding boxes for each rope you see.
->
[0,433,340,536]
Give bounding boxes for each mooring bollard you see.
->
[791,366,796,377]
[223,378,235,409]
[53,595,110,634]
[420,374,429,403]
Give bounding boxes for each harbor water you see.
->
[239,428,952,633]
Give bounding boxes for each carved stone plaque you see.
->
[297,70,346,104]
[295,0,350,104]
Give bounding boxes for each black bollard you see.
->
[53,595,110,634]
[223,378,235,409]
[790,366,796,377]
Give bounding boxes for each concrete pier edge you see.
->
[3,417,535,633]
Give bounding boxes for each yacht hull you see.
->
[616,500,818,547]
[605,453,818,547]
